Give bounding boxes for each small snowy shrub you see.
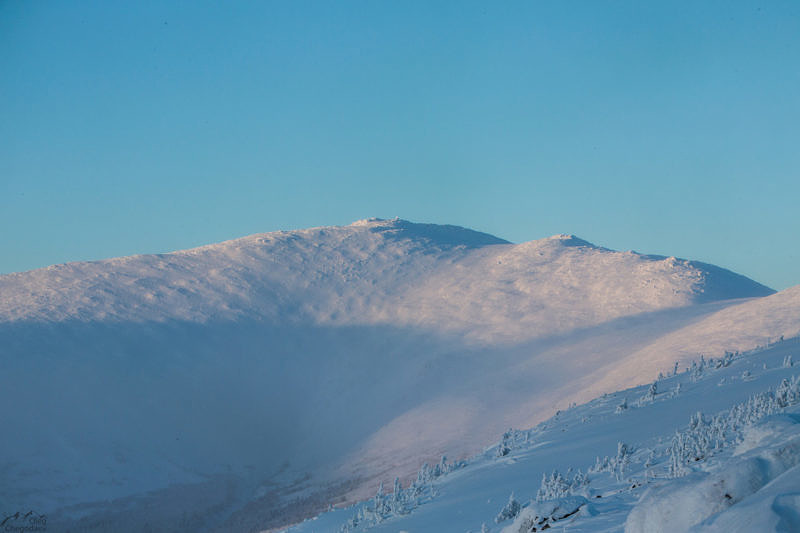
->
[492,428,532,457]
[615,397,628,414]
[638,381,657,406]
[339,456,465,531]
[494,492,521,523]
[497,430,512,457]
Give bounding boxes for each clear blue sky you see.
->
[1,1,798,289]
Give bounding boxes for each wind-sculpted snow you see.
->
[0,218,772,338]
[0,218,790,532]
[625,414,800,533]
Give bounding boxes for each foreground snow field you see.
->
[1,219,798,531]
[287,338,800,533]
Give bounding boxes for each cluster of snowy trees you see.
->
[536,468,589,501]
[339,350,798,532]
[689,351,737,382]
[609,374,800,482]
[491,443,631,527]
[625,351,750,412]
[667,375,800,477]
[492,371,800,531]
[542,373,800,498]
[339,456,464,532]
[589,442,633,482]
[496,428,533,457]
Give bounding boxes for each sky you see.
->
[1,1,798,289]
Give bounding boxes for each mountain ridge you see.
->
[0,219,773,330]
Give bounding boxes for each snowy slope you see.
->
[286,338,800,533]
[0,219,508,324]
[0,218,788,532]
[0,218,771,338]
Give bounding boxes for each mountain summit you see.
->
[349,217,510,247]
[0,219,772,335]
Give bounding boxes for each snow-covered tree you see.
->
[615,397,628,414]
[494,492,521,523]
[497,430,512,457]
[639,381,657,405]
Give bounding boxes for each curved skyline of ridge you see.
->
[2,2,799,289]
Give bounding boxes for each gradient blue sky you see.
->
[1,1,798,289]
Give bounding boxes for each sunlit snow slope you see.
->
[0,218,788,532]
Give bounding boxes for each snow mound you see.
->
[500,496,593,532]
[692,463,800,532]
[625,414,800,533]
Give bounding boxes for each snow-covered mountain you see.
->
[0,218,795,532]
[0,218,772,337]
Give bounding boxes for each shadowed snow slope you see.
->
[0,218,788,532]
